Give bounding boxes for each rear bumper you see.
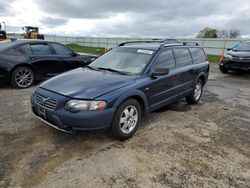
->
[220,60,250,71]
[31,89,115,133]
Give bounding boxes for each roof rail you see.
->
[183,42,199,46]
[118,40,164,46]
[118,39,180,47]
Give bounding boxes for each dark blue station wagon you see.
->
[31,40,209,140]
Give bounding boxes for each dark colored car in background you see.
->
[219,41,250,73]
[31,40,209,140]
[0,39,97,88]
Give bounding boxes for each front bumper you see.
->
[220,60,250,71]
[31,88,115,133]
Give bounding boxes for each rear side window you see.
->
[189,48,206,64]
[30,44,52,55]
[53,43,73,56]
[154,50,175,69]
[20,44,32,55]
[173,48,192,68]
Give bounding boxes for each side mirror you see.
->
[227,48,232,51]
[150,68,169,78]
[71,52,77,57]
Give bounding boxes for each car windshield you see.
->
[232,42,250,51]
[90,48,154,75]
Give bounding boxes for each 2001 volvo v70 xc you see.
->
[31,40,209,140]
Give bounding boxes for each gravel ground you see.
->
[0,64,250,188]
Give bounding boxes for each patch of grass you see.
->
[207,54,221,64]
[66,44,105,55]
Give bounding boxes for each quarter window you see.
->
[189,48,206,64]
[30,44,52,55]
[173,48,192,67]
[154,50,175,69]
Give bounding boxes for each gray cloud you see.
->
[4,0,250,37]
[0,0,16,16]
[40,17,68,28]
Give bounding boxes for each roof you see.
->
[0,39,51,51]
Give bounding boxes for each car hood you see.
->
[40,68,136,99]
[227,50,250,57]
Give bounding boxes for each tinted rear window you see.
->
[189,48,206,64]
[20,44,33,55]
[173,48,192,67]
[30,44,52,55]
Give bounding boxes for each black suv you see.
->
[219,41,250,73]
[31,40,209,140]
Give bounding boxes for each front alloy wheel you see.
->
[112,99,141,140]
[119,105,138,134]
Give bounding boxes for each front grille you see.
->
[232,56,250,61]
[35,93,57,111]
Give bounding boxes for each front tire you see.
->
[111,99,141,140]
[11,67,35,88]
[186,79,203,105]
[219,64,228,73]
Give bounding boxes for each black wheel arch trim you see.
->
[113,90,150,115]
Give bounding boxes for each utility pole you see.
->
[2,22,6,31]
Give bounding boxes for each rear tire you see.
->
[186,79,203,105]
[11,67,35,88]
[111,99,141,140]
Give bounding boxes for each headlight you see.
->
[224,54,232,59]
[65,100,107,112]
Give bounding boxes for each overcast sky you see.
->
[0,0,250,37]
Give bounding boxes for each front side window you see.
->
[154,50,175,69]
[90,48,154,75]
[53,43,73,56]
[189,48,206,64]
[30,44,52,55]
[173,48,192,68]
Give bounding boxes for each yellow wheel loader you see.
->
[22,26,44,40]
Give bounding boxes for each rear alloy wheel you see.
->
[11,67,34,88]
[186,79,203,105]
[111,99,141,140]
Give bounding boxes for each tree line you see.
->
[196,27,240,38]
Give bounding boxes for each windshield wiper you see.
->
[97,67,127,75]
[85,65,100,71]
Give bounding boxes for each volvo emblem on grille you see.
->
[40,97,50,105]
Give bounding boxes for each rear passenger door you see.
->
[21,43,62,79]
[146,49,178,109]
[172,48,194,93]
